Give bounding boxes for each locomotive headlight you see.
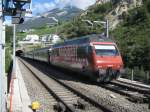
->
[90,43,93,46]
[117,64,123,69]
[99,69,106,75]
[117,65,120,68]
[96,60,103,64]
[120,68,125,74]
[98,65,103,68]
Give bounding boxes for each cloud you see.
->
[72,0,96,9]
[55,0,96,9]
[4,16,12,26]
[4,19,12,26]
[32,2,56,15]
[54,0,71,8]
[32,0,96,15]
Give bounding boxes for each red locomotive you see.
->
[49,35,124,82]
[24,34,124,82]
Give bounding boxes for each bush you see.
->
[122,67,149,84]
[93,2,113,14]
[5,47,12,73]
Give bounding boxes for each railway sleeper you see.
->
[53,102,66,112]
[127,94,148,103]
[21,59,113,112]
[143,95,150,104]
[111,81,150,94]
[73,99,87,110]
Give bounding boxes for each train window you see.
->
[56,49,59,56]
[48,49,52,55]
[94,45,119,56]
[75,46,77,57]
[88,46,93,53]
[77,46,86,58]
[53,49,56,56]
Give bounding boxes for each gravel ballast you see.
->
[22,59,150,112]
[18,60,57,112]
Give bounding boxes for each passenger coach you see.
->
[23,34,124,82]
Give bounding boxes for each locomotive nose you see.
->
[96,57,123,69]
[96,63,122,69]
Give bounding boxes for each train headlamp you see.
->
[120,68,125,74]
[99,69,106,75]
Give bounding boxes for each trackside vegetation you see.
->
[56,1,150,83]
[111,0,150,83]
[5,26,13,73]
[11,1,150,83]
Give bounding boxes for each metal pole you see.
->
[82,19,93,29]
[131,69,134,81]
[0,0,3,111]
[91,23,93,30]
[13,24,16,75]
[2,21,6,112]
[146,71,149,83]
[56,22,58,34]
[106,19,109,38]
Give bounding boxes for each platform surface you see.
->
[2,73,7,112]
[11,58,32,112]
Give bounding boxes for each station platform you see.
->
[2,73,7,112]
[10,58,33,112]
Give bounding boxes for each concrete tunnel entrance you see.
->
[15,50,23,56]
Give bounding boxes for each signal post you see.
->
[0,0,32,111]
[0,0,6,111]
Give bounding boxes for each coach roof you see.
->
[53,34,113,48]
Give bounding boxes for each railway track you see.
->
[21,58,150,112]
[98,81,150,103]
[117,79,150,90]
[19,58,112,112]
[18,59,57,112]
[111,80,150,94]
[22,58,150,104]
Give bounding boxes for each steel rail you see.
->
[19,58,75,112]
[20,58,113,112]
[44,70,113,112]
[110,81,150,94]
[98,83,149,103]
[117,79,150,90]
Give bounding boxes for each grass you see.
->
[5,45,12,73]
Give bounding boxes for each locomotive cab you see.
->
[91,43,124,82]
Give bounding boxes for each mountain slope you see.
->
[17,6,82,31]
[112,0,150,70]
[54,0,150,71]
[57,0,143,38]
[16,0,149,83]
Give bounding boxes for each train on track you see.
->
[22,34,124,82]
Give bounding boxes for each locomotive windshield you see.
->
[94,45,119,56]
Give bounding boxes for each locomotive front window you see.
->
[94,45,119,56]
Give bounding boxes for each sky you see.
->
[4,0,96,24]
[32,0,96,15]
